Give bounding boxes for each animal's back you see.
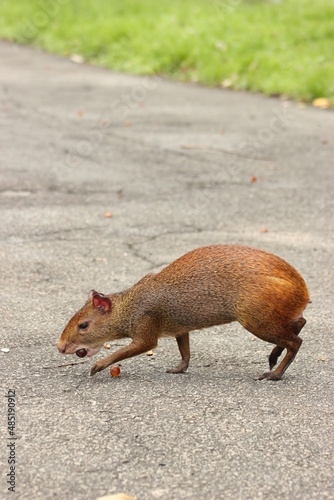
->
[152,245,310,331]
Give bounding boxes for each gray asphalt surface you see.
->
[1,41,333,500]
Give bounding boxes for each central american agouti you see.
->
[57,244,311,380]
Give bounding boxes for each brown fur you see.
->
[57,245,310,380]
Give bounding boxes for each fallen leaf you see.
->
[250,176,257,183]
[104,212,113,218]
[151,489,167,499]
[312,98,331,109]
[70,54,84,64]
[221,79,232,88]
[215,40,227,52]
[97,495,135,500]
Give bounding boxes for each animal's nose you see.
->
[57,340,67,353]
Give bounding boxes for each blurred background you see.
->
[0,0,333,106]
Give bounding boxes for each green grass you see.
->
[1,0,333,103]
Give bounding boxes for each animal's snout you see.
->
[57,339,67,354]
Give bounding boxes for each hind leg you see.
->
[260,336,302,380]
[268,317,306,370]
[268,345,284,370]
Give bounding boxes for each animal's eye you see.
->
[79,322,89,330]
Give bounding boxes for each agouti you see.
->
[57,245,311,380]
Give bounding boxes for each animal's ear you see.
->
[92,293,111,314]
[88,290,98,300]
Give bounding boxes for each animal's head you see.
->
[57,290,112,358]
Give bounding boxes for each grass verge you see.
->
[0,0,333,104]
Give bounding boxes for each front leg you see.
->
[91,340,157,376]
[91,315,159,376]
[167,332,190,374]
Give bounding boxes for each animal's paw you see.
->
[90,361,105,376]
[166,367,188,374]
[166,360,189,374]
[259,371,282,381]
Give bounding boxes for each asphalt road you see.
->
[1,41,333,500]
